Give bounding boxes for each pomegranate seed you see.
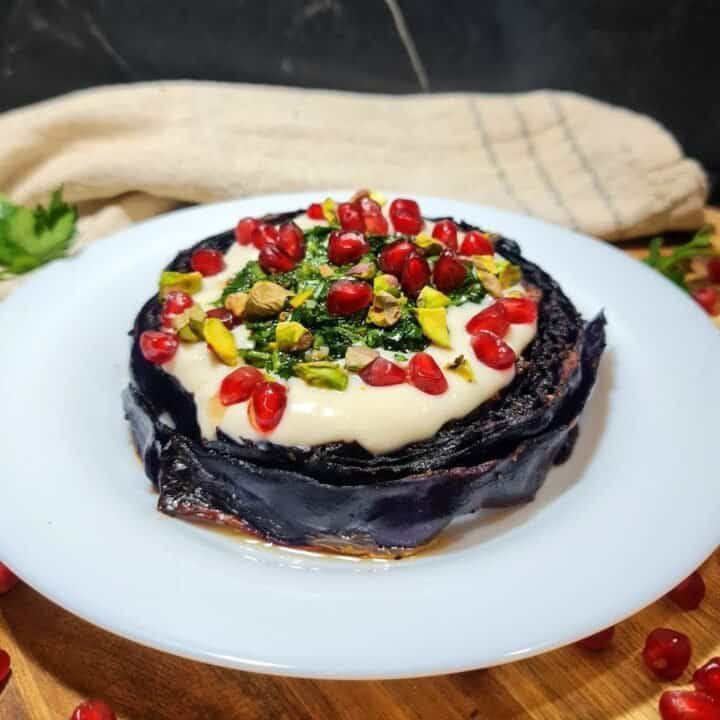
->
[433,251,467,292]
[667,571,706,611]
[432,219,458,251]
[659,691,720,720]
[358,196,381,214]
[695,658,720,700]
[0,564,18,594]
[205,308,234,330]
[326,280,373,316]
[471,331,517,370]
[692,287,719,315]
[363,212,389,235]
[465,303,510,337]
[378,240,416,276]
[708,258,720,284]
[337,202,365,231]
[307,203,324,220]
[220,366,265,406]
[0,648,9,684]
[250,222,279,250]
[389,198,423,235]
[258,244,296,274]
[407,352,448,395]
[139,331,179,364]
[190,248,225,277]
[459,230,493,256]
[359,357,406,387]
[576,626,615,651]
[235,217,260,246]
[327,230,370,265]
[248,382,287,433]
[499,297,538,324]
[643,628,692,680]
[70,699,117,720]
[277,222,306,261]
[160,291,194,329]
[401,254,431,298]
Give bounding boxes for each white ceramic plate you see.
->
[1,192,719,680]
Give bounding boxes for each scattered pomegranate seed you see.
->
[401,254,431,298]
[0,649,9,684]
[326,280,373,315]
[235,217,260,246]
[276,222,306,261]
[363,212,389,235]
[643,628,692,680]
[337,202,365,231]
[378,240,416,276]
[0,564,18,594]
[667,571,706,611]
[248,382,287,433]
[258,244,296,274]
[707,258,720,284]
[190,248,225,277]
[471,331,517,370]
[389,198,423,235]
[432,251,467,292]
[250,222,279,250]
[139,331,179,364]
[659,690,720,720]
[307,203,324,220]
[465,303,510,337]
[459,230,493,256]
[499,297,538,324]
[432,219,458,251]
[695,658,720,700]
[576,626,615,651]
[327,230,370,265]
[692,286,719,315]
[359,357,407,386]
[220,366,265,406]
[205,308,235,330]
[407,352,448,395]
[160,291,194,329]
[69,699,117,720]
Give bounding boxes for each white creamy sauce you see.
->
[164,211,537,455]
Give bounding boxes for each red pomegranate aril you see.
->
[389,198,423,235]
[307,202,324,220]
[326,280,373,315]
[258,244,296,274]
[139,331,179,364]
[668,571,706,611]
[359,357,407,387]
[205,308,235,330]
[459,230,494,256]
[190,248,225,277]
[359,196,382,216]
[337,202,365,231]
[250,222,279,250]
[471,331,517,370]
[708,258,720,284]
[277,222,306,261]
[407,352,448,395]
[160,290,194,328]
[220,366,265,406]
[70,699,117,720]
[363,212,389,235]
[0,648,9,684]
[235,217,260,246]
[378,240,416,276]
[499,297,538,324]
[432,219,459,251]
[0,564,18,594]
[659,691,720,720]
[327,230,370,265]
[433,251,467,292]
[643,628,692,680]
[465,303,510,337]
[401,254,431,298]
[576,626,615,651]
[695,658,720,700]
[692,286,719,315]
[248,382,287,433]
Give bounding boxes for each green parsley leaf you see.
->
[644,226,715,290]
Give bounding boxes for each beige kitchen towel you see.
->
[0,80,708,289]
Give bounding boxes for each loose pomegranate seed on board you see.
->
[692,286,718,315]
[248,382,288,433]
[471,331,517,370]
[70,699,117,720]
[643,628,692,680]
[0,649,9,684]
[0,564,18,594]
[139,331,179,365]
[359,357,406,387]
[337,202,365,231]
[258,244,296,274]
[659,690,720,720]
[459,230,493,256]
[378,240,416,276]
[576,626,615,651]
[389,198,423,235]
[432,251,467,292]
[498,297,538,323]
[432,219,459,251]
[250,222,279,250]
[328,231,370,265]
[307,203,324,220]
[407,352,448,395]
[400,254,431,298]
[667,571,706,611]
[326,280,373,315]
[235,217,260,246]
[277,222,306,261]
[220,366,265,406]
[695,658,720,700]
[465,303,510,337]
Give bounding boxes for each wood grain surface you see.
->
[1,211,718,720]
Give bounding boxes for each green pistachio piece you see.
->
[276,321,313,352]
[417,286,451,308]
[158,270,203,298]
[367,290,402,327]
[344,346,379,372]
[204,318,238,366]
[245,281,292,319]
[305,345,330,362]
[347,261,377,280]
[373,273,401,297]
[294,361,349,391]
[322,198,338,225]
[172,304,207,342]
[413,232,445,256]
[446,354,475,382]
[471,255,498,275]
[224,291,249,319]
[417,307,451,348]
[289,288,314,309]
[475,269,503,297]
[499,263,522,288]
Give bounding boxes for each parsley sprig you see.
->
[644,226,715,290]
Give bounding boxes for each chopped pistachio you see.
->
[204,318,238,366]
[394,353,408,362]
[417,307,451,348]
[503,288,525,298]
[224,291,249,319]
[158,270,203,298]
[475,269,503,297]
[446,354,475,382]
[367,290,402,327]
[499,263,522,289]
[350,188,371,203]
[276,321,313,352]
[290,288,314,309]
[294,361,349,391]
[177,325,202,342]
[417,286,451,308]
[369,190,387,207]
[305,345,330,362]
[344,345,379,372]
[322,198,338,225]
[172,304,206,342]
[318,263,335,279]
[413,232,445,256]
[373,273,401,297]
[347,261,377,280]
[245,281,292,319]
[471,255,498,275]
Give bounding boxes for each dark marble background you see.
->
[1,0,718,199]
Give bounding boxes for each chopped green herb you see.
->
[644,227,715,290]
